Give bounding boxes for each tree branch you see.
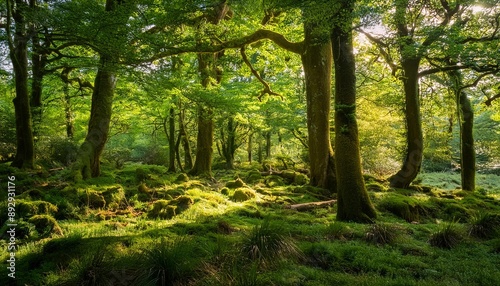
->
[240,46,282,101]
[357,29,399,76]
[136,29,304,64]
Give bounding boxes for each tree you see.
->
[71,0,131,179]
[333,0,376,221]
[6,0,35,169]
[189,1,230,176]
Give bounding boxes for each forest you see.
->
[0,0,500,285]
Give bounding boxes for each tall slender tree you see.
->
[6,0,35,169]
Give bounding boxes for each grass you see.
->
[1,165,500,285]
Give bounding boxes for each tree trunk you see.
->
[63,82,74,139]
[332,4,376,222]
[189,106,214,176]
[168,107,176,172]
[179,107,193,170]
[72,66,116,179]
[30,26,46,143]
[248,131,253,163]
[9,0,35,169]
[389,58,423,188]
[221,116,236,169]
[449,69,475,191]
[301,23,336,191]
[265,131,271,159]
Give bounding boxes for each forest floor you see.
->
[1,162,500,286]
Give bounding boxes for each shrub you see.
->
[429,221,463,249]
[468,212,500,239]
[242,220,301,265]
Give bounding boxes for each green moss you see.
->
[28,214,63,237]
[17,200,58,218]
[231,188,256,202]
[175,173,189,183]
[265,175,285,187]
[102,186,126,207]
[225,178,245,189]
[245,170,262,184]
[377,193,428,222]
[81,190,106,209]
[293,173,308,185]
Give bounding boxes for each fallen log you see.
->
[285,200,337,211]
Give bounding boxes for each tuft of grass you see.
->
[324,222,352,240]
[241,219,301,265]
[364,223,399,245]
[429,221,463,249]
[135,237,202,286]
[468,211,500,239]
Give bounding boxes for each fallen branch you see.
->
[285,200,337,212]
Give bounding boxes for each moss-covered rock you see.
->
[102,186,126,207]
[148,196,193,219]
[245,170,262,184]
[226,178,245,189]
[17,200,58,218]
[81,190,106,209]
[293,173,309,185]
[28,215,63,237]
[231,188,256,202]
[220,187,230,196]
[366,182,388,192]
[377,194,428,222]
[265,175,285,187]
[175,173,189,183]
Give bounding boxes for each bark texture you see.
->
[301,23,336,191]
[449,69,475,191]
[333,0,376,222]
[72,67,116,179]
[389,58,423,188]
[9,0,35,169]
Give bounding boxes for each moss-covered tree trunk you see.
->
[389,58,423,188]
[168,107,176,172]
[72,65,116,179]
[301,23,336,191]
[189,105,214,176]
[178,105,193,170]
[8,0,35,169]
[221,116,237,169]
[449,69,475,191]
[332,1,376,222]
[248,131,253,163]
[30,36,46,143]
